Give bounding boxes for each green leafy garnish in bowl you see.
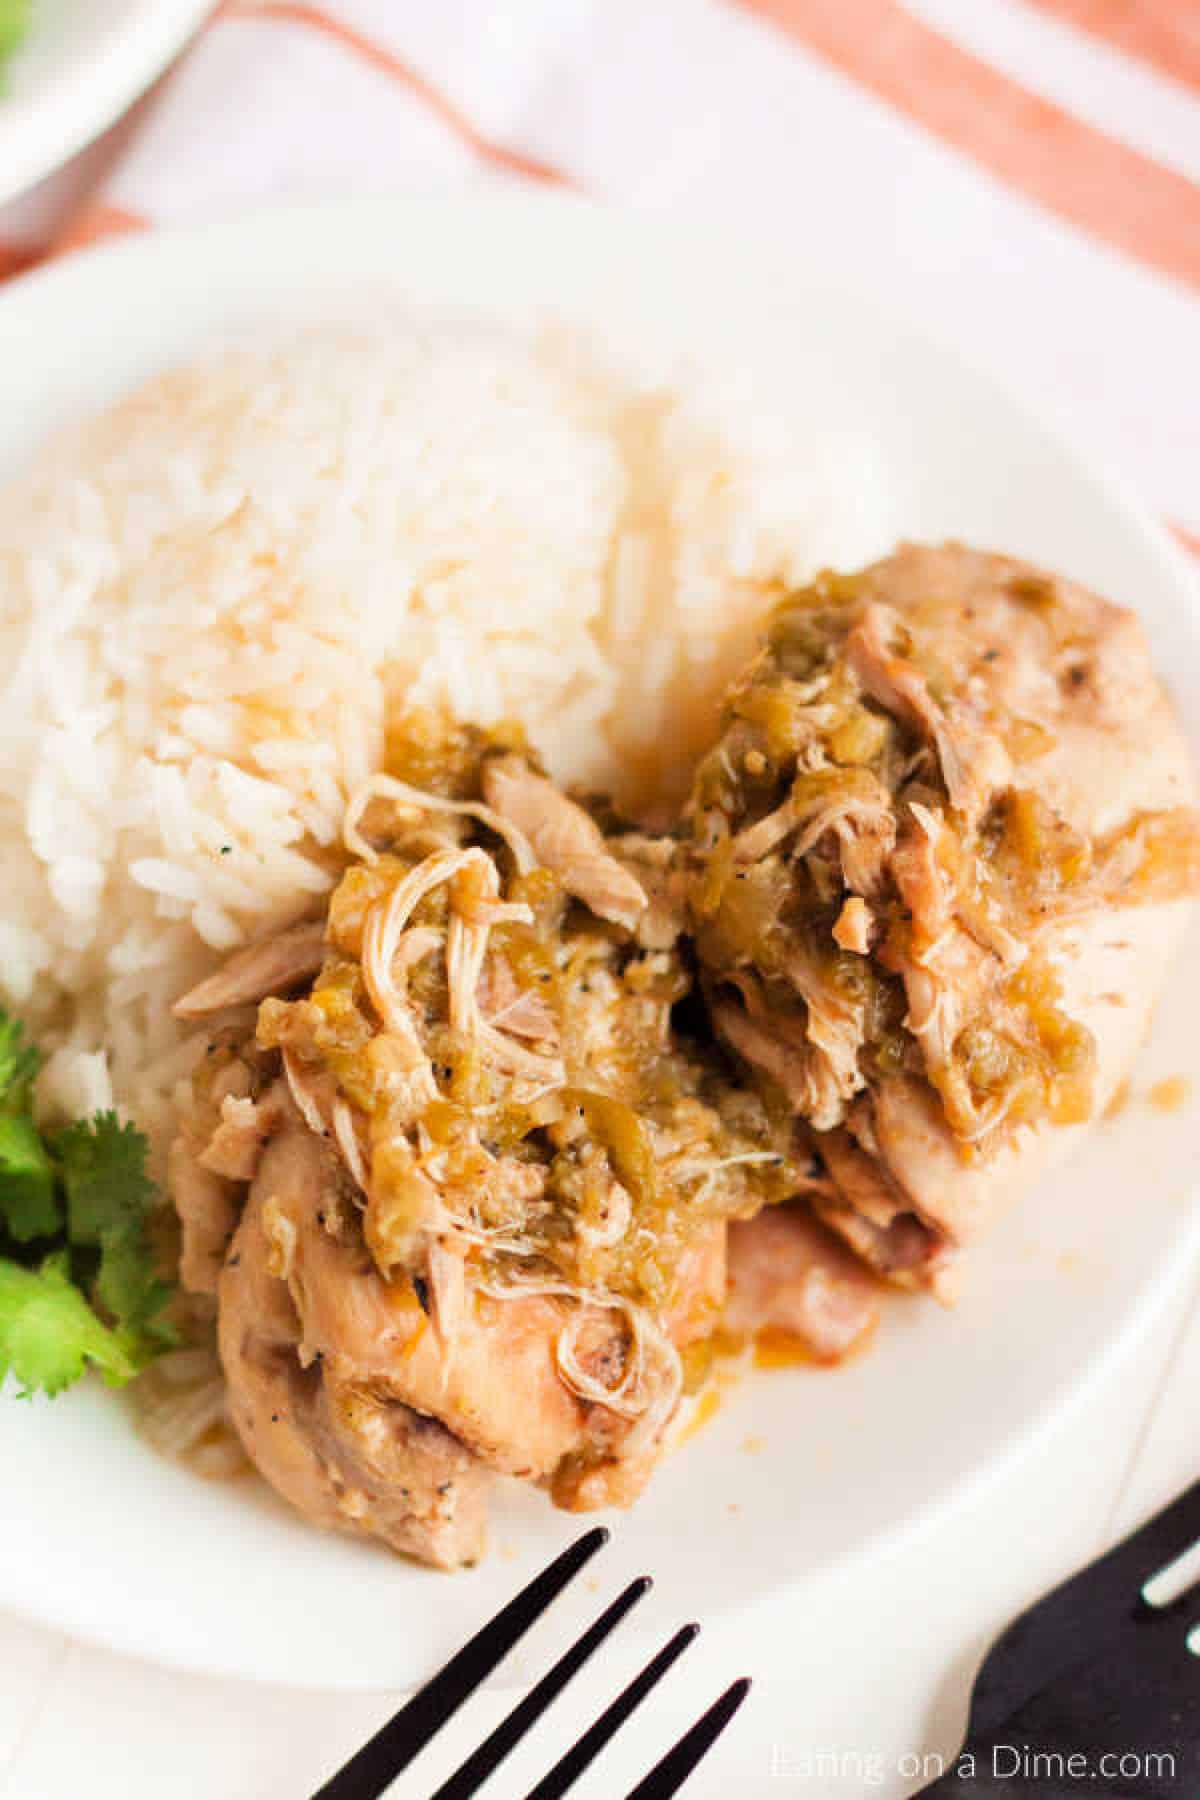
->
[0,0,31,83]
[0,1010,179,1397]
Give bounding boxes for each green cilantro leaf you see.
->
[0,1014,179,1398]
[0,1252,138,1396]
[56,1111,156,1246]
[94,1224,179,1354]
[0,1010,42,1106]
[0,1014,59,1242]
[0,1115,59,1242]
[55,1112,178,1351]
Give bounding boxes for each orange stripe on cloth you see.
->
[54,205,149,257]
[1022,1,1200,98]
[734,0,1200,293]
[228,2,571,185]
[1171,521,1200,559]
[0,239,43,281]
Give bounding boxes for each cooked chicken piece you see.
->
[169,1134,238,1297]
[862,903,1185,1254]
[255,1118,607,1480]
[168,1054,286,1293]
[724,1203,879,1362]
[845,599,1013,829]
[179,715,799,1565]
[611,833,689,950]
[199,1086,288,1182]
[687,544,1199,1286]
[713,998,840,1125]
[476,954,559,1041]
[220,1159,489,1568]
[173,920,326,1018]
[483,754,649,929]
[813,1124,948,1289]
[219,1112,726,1537]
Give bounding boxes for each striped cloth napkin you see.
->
[1,0,1197,552]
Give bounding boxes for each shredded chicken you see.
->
[173,921,327,1018]
[174,715,799,1566]
[687,543,1200,1285]
[814,1125,949,1290]
[477,955,560,1040]
[483,755,649,929]
[159,546,1198,1567]
[845,601,1012,829]
[713,998,843,1129]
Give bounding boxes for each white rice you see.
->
[0,310,887,1154]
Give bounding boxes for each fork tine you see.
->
[623,1678,752,1800]
[524,1624,700,1800]
[431,1577,653,1800]
[313,1528,609,1800]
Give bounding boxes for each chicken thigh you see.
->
[172,716,799,1563]
[686,545,1199,1286]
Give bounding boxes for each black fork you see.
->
[917,1478,1200,1794]
[313,1529,750,1800]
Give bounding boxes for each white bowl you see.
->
[0,0,209,205]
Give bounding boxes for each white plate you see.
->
[1,191,1198,1691]
[0,0,208,205]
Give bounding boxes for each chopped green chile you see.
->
[562,1090,659,1208]
[257,709,806,1319]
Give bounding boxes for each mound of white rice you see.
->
[0,312,886,1152]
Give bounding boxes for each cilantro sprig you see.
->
[0,1012,178,1398]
